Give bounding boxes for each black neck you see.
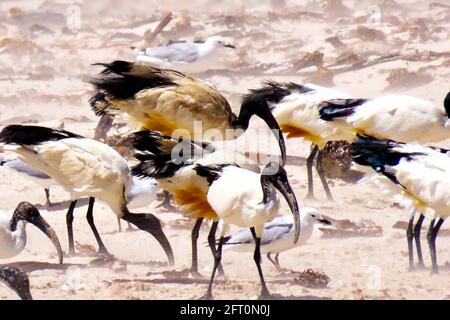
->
[9,216,19,232]
[444,91,450,118]
[260,174,274,204]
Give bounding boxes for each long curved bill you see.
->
[259,108,287,167]
[32,216,64,264]
[272,168,300,244]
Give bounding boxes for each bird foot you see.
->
[190,269,204,279]
[430,268,439,276]
[304,194,316,202]
[197,292,214,300]
[416,262,426,270]
[258,291,279,300]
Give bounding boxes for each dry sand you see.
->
[0,0,449,300]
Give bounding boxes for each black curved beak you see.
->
[258,106,287,167]
[319,218,332,225]
[224,43,236,49]
[0,267,33,300]
[271,169,300,244]
[30,215,63,264]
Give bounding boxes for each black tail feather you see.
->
[319,98,368,121]
[0,125,82,146]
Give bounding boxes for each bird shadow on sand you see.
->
[0,261,86,273]
[36,197,91,212]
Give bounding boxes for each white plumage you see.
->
[135,36,235,73]
[222,208,331,270]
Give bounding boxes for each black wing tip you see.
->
[0,124,82,145]
[319,98,369,121]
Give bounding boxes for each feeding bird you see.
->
[89,60,287,166]
[129,130,260,277]
[134,36,236,74]
[247,81,353,200]
[1,158,57,208]
[0,201,63,264]
[222,208,331,271]
[0,266,32,300]
[195,162,300,299]
[0,125,174,265]
[351,135,450,274]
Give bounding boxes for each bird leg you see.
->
[85,197,111,257]
[315,149,334,201]
[155,190,178,211]
[44,188,52,210]
[122,210,174,266]
[190,218,204,278]
[406,215,414,271]
[427,218,444,275]
[208,221,225,277]
[199,236,224,300]
[117,216,122,232]
[251,227,272,299]
[306,144,319,200]
[274,253,282,271]
[267,253,277,269]
[66,200,77,256]
[413,214,425,269]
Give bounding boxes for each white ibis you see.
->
[222,208,331,271]
[0,266,32,300]
[0,125,174,265]
[134,36,236,73]
[351,135,450,274]
[194,162,300,299]
[1,158,57,207]
[89,60,287,166]
[128,130,260,277]
[0,201,63,264]
[247,81,353,200]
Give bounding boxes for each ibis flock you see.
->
[0,43,449,300]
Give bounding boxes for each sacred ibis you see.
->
[0,125,174,265]
[0,266,32,300]
[194,161,300,299]
[351,135,450,274]
[0,201,63,263]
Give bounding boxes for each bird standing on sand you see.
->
[0,201,63,264]
[0,266,33,300]
[89,60,287,166]
[196,162,300,299]
[0,125,174,265]
[134,36,236,74]
[129,130,260,277]
[222,208,331,271]
[351,135,450,274]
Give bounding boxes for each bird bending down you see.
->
[248,82,354,200]
[195,162,300,299]
[89,60,287,166]
[128,130,260,277]
[0,266,32,300]
[0,125,174,265]
[222,208,331,271]
[351,135,450,274]
[134,36,236,74]
[0,201,63,263]
[1,158,57,208]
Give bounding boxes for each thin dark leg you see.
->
[251,227,271,299]
[44,188,51,208]
[85,197,110,255]
[208,221,224,276]
[200,236,224,300]
[316,149,334,201]
[266,253,278,269]
[190,218,204,277]
[406,215,414,271]
[66,200,77,255]
[274,253,281,271]
[413,214,425,269]
[427,218,444,274]
[306,144,319,200]
[117,217,122,232]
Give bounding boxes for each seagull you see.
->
[1,158,57,208]
[0,266,32,300]
[351,135,450,274]
[134,36,236,74]
[0,125,174,265]
[196,162,300,299]
[0,201,63,264]
[222,208,331,271]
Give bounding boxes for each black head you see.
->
[261,162,300,243]
[444,91,450,118]
[10,202,63,264]
[0,267,32,300]
[237,93,287,166]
